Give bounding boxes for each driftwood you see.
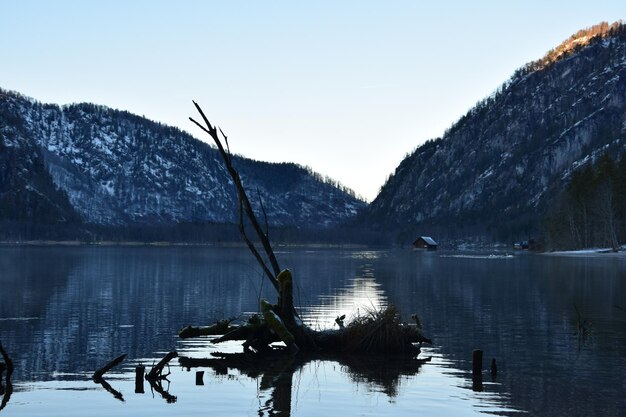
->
[145,351,178,403]
[92,354,127,402]
[93,354,127,381]
[179,318,236,339]
[147,351,177,381]
[0,342,13,412]
[188,103,432,358]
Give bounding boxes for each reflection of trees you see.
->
[0,248,78,320]
[179,351,430,416]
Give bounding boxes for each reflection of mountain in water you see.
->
[2,247,625,417]
[368,251,626,417]
[2,246,280,380]
[0,247,78,320]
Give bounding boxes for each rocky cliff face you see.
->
[0,90,364,230]
[365,22,626,240]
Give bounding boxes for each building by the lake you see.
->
[413,236,438,250]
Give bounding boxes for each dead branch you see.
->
[237,198,277,290]
[256,187,270,238]
[147,351,178,381]
[190,101,281,290]
[179,318,236,339]
[93,354,127,381]
[145,352,178,403]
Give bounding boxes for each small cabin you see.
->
[413,236,438,250]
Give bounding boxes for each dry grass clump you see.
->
[340,305,428,355]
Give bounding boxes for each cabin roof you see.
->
[415,236,437,245]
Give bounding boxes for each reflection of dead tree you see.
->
[92,354,127,402]
[179,351,430,415]
[188,103,431,356]
[0,342,14,412]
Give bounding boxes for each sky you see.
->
[1,1,624,201]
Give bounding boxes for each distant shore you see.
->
[543,248,626,258]
[0,240,369,249]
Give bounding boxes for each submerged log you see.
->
[179,318,236,339]
[184,305,431,357]
[212,323,257,343]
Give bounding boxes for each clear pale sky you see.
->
[1,1,624,201]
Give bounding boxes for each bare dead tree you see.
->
[190,101,280,291]
[187,102,430,355]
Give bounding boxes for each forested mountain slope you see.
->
[365,22,626,242]
[0,89,364,237]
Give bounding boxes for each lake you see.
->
[0,246,625,416]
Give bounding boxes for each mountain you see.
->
[364,21,626,243]
[0,89,365,238]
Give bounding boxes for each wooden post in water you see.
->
[135,365,145,394]
[472,350,483,376]
[472,349,483,392]
[196,371,204,386]
[490,358,498,380]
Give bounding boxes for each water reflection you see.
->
[1,247,624,416]
[178,350,430,416]
[301,263,387,330]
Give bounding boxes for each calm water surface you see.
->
[0,246,625,416]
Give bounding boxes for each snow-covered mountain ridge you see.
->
[364,22,626,240]
[0,90,365,229]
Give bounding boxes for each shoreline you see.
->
[542,248,626,258]
[0,240,370,249]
